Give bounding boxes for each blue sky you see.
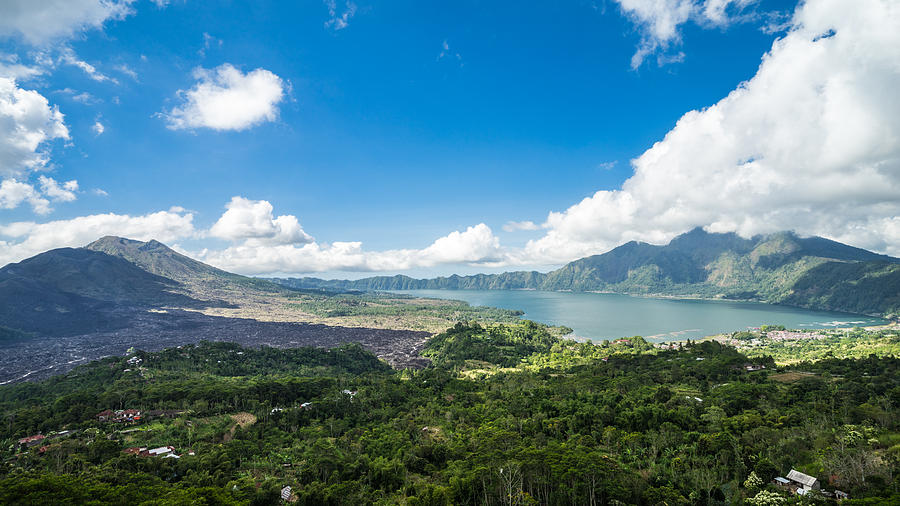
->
[1,0,899,277]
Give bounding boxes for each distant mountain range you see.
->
[1,229,898,344]
[271,228,900,318]
[0,237,285,340]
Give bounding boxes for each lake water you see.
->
[395,289,887,342]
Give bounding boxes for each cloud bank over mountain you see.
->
[525,0,900,262]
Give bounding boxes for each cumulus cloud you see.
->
[209,197,313,246]
[199,222,505,275]
[0,208,196,267]
[162,64,285,131]
[0,78,69,177]
[0,0,134,45]
[614,0,756,68]
[196,196,506,275]
[324,0,357,31]
[0,179,50,214]
[523,0,900,261]
[0,176,78,214]
[38,175,78,202]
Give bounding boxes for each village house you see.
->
[775,469,826,496]
[16,434,45,449]
[96,409,143,423]
[123,445,179,458]
[147,446,175,457]
[47,430,74,441]
[787,469,820,490]
[768,330,827,342]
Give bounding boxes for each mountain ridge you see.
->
[0,237,289,339]
[271,228,900,318]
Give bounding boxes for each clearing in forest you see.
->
[224,412,257,442]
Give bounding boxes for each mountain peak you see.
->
[86,236,174,253]
[86,235,142,248]
[83,236,224,284]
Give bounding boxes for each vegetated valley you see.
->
[1,322,899,504]
[1,234,899,504]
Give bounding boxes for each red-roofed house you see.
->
[17,434,45,449]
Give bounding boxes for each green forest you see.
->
[1,323,899,505]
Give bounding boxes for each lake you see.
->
[395,289,887,341]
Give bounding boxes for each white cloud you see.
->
[0,208,196,267]
[701,0,755,25]
[438,40,462,64]
[199,223,505,275]
[503,220,541,233]
[92,120,104,135]
[209,196,313,246]
[324,0,357,31]
[115,64,138,80]
[0,77,69,178]
[0,0,134,45]
[523,0,900,261]
[38,175,78,202]
[614,0,757,68]
[418,224,502,265]
[56,88,100,105]
[0,176,77,214]
[60,47,116,83]
[597,160,618,171]
[198,32,223,58]
[197,196,505,275]
[162,64,285,131]
[0,179,50,214]
[0,54,43,80]
[93,188,108,196]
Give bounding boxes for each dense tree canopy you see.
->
[1,325,899,504]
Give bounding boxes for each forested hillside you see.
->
[2,325,899,504]
[274,228,900,318]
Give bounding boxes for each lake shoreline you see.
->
[393,288,889,342]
